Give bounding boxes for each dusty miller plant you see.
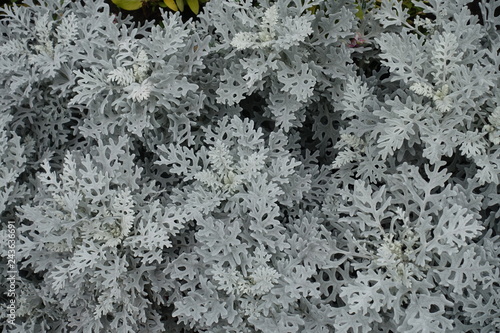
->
[0,0,499,332]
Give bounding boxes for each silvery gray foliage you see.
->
[15,138,178,332]
[156,115,325,332]
[70,8,209,145]
[0,0,499,332]
[196,0,357,141]
[0,113,29,219]
[323,162,499,332]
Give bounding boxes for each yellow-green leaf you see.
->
[112,0,143,11]
[186,0,199,14]
[355,3,364,20]
[163,0,179,11]
[307,5,318,14]
[175,0,184,12]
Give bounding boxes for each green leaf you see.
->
[111,0,143,11]
[355,2,364,20]
[163,0,179,11]
[175,0,184,11]
[186,0,199,14]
